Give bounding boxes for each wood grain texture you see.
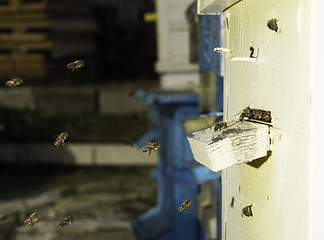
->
[188,121,270,172]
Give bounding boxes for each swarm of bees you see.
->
[239,107,272,123]
[59,217,75,227]
[267,18,279,32]
[67,60,84,72]
[214,121,227,131]
[54,131,69,147]
[5,77,23,87]
[177,199,192,213]
[241,204,253,217]
[24,212,39,226]
[143,142,160,155]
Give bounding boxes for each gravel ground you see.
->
[0,165,156,240]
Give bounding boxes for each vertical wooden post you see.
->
[193,0,324,239]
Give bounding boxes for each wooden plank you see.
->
[0,0,47,12]
[0,33,48,42]
[187,121,271,172]
[0,21,51,29]
[0,41,52,52]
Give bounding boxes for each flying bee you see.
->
[214,121,227,131]
[59,217,75,227]
[177,199,192,213]
[24,212,39,226]
[241,204,253,217]
[267,18,279,32]
[239,107,272,123]
[143,142,160,155]
[54,131,69,147]
[67,60,84,71]
[5,77,23,87]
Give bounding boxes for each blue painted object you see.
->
[131,90,204,240]
[199,14,223,113]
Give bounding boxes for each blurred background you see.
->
[0,0,222,239]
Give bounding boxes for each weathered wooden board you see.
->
[188,121,270,172]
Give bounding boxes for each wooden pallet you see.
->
[0,53,47,77]
[0,10,51,77]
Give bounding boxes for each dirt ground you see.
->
[0,164,156,240]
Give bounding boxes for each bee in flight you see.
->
[241,204,253,217]
[143,142,160,155]
[59,217,75,227]
[214,121,227,131]
[54,131,69,147]
[24,212,39,226]
[177,199,192,213]
[239,107,272,123]
[5,77,23,87]
[67,60,84,71]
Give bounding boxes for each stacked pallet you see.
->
[0,0,98,81]
[0,0,51,78]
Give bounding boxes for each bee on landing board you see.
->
[143,142,160,155]
[67,60,84,72]
[239,107,272,123]
[59,217,75,227]
[177,199,192,213]
[214,121,227,131]
[5,78,23,87]
[54,132,69,147]
[24,212,39,226]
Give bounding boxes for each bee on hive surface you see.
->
[241,204,253,217]
[143,142,160,155]
[24,212,39,226]
[67,60,84,71]
[239,107,272,123]
[177,199,192,213]
[59,217,75,227]
[54,132,69,147]
[267,18,279,32]
[214,121,227,131]
[5,78,23,87]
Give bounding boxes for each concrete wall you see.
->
[0,87,148,114]
[0,143,157,166]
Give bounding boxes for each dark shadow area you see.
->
[247,151,272,169]
[0,108,149,143]
[0,164,156,240]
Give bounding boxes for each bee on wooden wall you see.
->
[54,131,69,147]
[143,142,160,155]
[59,217,75,227]
[177,199,192,213]
[239,107,272,123]
[24,212,39,226]
[267,18,279,32]
[241,204,253,217]
[214,121,227,131]
[67,60,84,72]
[5,78,23,87]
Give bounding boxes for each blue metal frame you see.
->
[132,91,204,240]
[132,12,224,240]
